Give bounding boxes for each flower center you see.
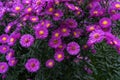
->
[10,38,14,42]
[93,11,98,14]
[73,32,77,36]
[58,54,62,59]
[39,30,44,35]
[2,37,7,41]
[55,33,59,37]
[27,8,32,12]
[54,13,59,17]
[31,18,37,21]
[31,63,35,68]
[49,8,53,12]
[25,38,29,43]
[71,46,76,50]
[48,62,53,66]
[89,27,95,31]
[102,20,108,25]
[94,33,100,39]
[62,28,67,32]
[3,47,7,51]
[115,4,120,8]
[58,45,63,49]
[15,6,20,11]
[0,65,5,70]
[46,23,51,28]
[53,40,58,44]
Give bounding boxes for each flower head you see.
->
[0,34,9,44]
[89,30,104,43]
[25,58,40,72]
[0,62,9,74]
[8,57,17,67]
[5,49,15,61]
[67,42,80,55]
[45,59,55,68]
[54,51,64,62]
[20,34,34,48]
[0,45,10,54]
[99,17,112,28]
[65,18,78,28]
[48,37,62,48]
[35,27,48,39]
[53,10,63,21]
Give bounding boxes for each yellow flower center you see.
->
[39,30,44,35]
[49,8,53,12]
[53,40,58,44]
[89,27,95,31]
[48,62,53,66]
[58,45,63,49]
[58,54,62,59]
[102,20,108,25]
[46,23,51,28]
[73,32,77,36]
[62,28,67,32]
[3,47,7,51]
[15,6,20,11]
[32,18,37,21]
[55,33,59,37]
[93,11,98,14]
[54,13,59,17]
[2,37,7,41]
[27,8,32,12]
[115,4,120,8]
[10,38,14,42]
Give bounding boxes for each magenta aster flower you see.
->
[89,30,104,43]
[86,25,96,32]
[72,28,83,38]
[29,16,39,23]
[55,43,66,51]
[111,2,120,10]
[25,58,40,72]
[35,27,48,39]
[65,3,76,11]
[65,18,78,28]
[12,3,23,13]
[5,49,15,61]
[20,34,34,48]
[110,13,120,21]
[99,17,112,28]
[8,57,17,67]
[54,51,64,62]
[0,62,9,74]
[0,34,9,44]
[60,26,70,37]
[67,42,80,55]
[45,59,55,68]
[48,37,62,48]
[45,5,54,15]
[8,34,17,46]
[52,29,61,38]
[0,45,10,54]
[53,10,63,21]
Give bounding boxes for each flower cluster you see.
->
[0,0,120,77]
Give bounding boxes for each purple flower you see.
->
[89,30,104,43]
[55,43,66,51]
[67,42,80,55]
[29,16,39,23]
[0,45,10,54]
[111,2,120,10]
[12,3,23,13]
[60,26,71,37]
[25,58,40,72]
[8,34,17,46]
[45,5,54,15]
[0,62,9,74]
[48,37,62,48]
[35,27,48,39]
[20,34,34,48]
[0,34,9,44]
[8,57,17,67]
[65,18,78,28]
[54,51,64,62]
[52,29,61,38]
[110,13,120,21]
[5,49,15,61]
[72,28,83,38]
[45,59,55,68]
[99,17,112,28]
[53,10,63,21]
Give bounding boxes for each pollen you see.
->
[115,4,120,8]
[49,8,53,12]
[15,6,20,11]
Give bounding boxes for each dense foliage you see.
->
[0,0,120,80]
